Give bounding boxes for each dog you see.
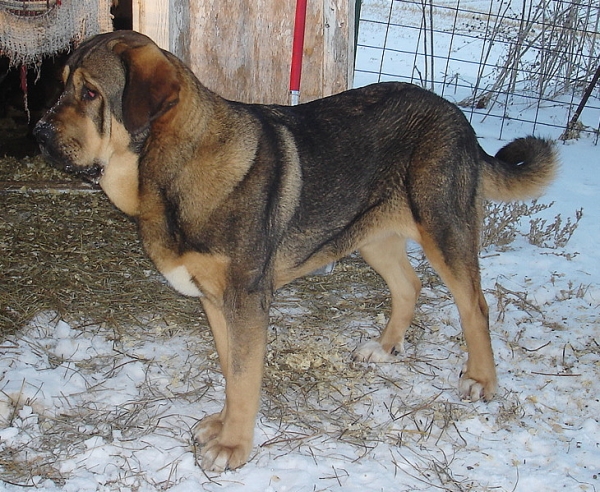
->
[34,30,557,472]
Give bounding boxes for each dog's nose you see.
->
[33,121,53,146]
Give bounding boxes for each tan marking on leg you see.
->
[200,349,265,472]
[356,234,421,361]
[419,228,496,401]
[194,298,229,447]
[201,298,229,378]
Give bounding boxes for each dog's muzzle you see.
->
[33,120,63,165]
[33,120,103,184]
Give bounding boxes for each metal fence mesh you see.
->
[355,0,600,143]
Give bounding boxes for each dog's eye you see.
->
[82,88,98,101]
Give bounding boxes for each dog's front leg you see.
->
[194,289,269,472]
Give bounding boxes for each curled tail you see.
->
[481,136,558,202]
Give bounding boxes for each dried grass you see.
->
[1,155,207,341]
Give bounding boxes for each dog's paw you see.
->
[459,364,497,402]
[353,340,399,363]
[193,413,223,445]
[200,438,252,473]
[193,413,253,472]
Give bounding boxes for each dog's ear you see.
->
[112,39,181,135]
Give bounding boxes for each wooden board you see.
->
[131,0,169,51]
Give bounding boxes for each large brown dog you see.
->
[34,31,557,472]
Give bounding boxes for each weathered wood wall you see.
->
[132,0,354,104]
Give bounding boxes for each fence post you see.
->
[560,64,600,141]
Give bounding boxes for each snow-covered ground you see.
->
[1,1,599,490]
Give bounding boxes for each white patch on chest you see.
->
[163,265,203,297]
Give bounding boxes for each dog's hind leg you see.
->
[354,234,421,362]
[418,228,497,402]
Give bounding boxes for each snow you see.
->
[1,2,599,490]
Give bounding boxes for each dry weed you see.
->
[482,200,582,251]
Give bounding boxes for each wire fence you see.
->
[354,0,600,143]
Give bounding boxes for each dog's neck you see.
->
[136,71,261,231]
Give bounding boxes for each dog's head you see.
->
[34,31,180,187]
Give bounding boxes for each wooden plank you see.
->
[170,0,191,65]
[0,181,99,194]
[132,0,170,51]
[301,0,326,102]
[187,0,293,104]
[294,0,355,102]
[323,0,355,96]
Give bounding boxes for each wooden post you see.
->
[133,0,355,104]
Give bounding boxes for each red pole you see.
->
[290,0,308,105]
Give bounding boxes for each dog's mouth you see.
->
[39,148,104,185]
[68,162,104,184]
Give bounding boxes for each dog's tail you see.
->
[480,136,558,202]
